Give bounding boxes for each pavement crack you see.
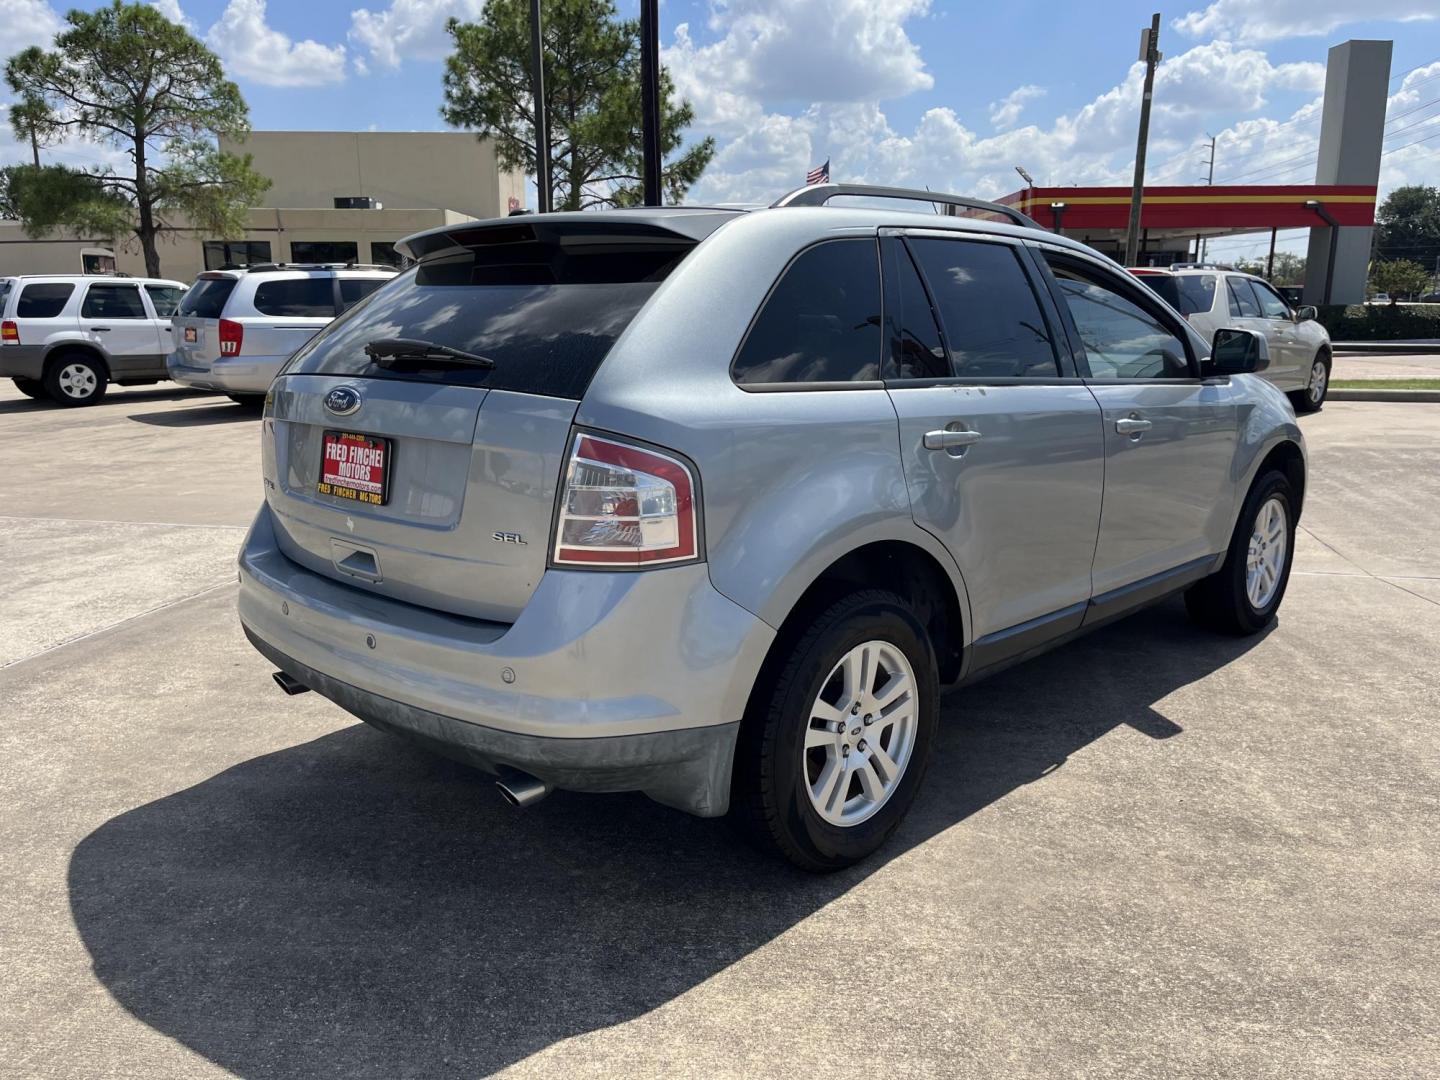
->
[1299,524,1440,608]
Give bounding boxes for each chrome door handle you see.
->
[923,428,983,450]
[1115,417,1152,435]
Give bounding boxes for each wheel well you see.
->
[1258,440,1306,521]
[771,541,965,684]
[44,345,110,380]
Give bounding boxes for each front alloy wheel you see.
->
[1245,496,1288,609]
[1292,352,1330,413]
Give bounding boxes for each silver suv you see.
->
[1130,266,1333,412]
[239,185,1306,870]
[168,264,396,404]
[0,273,186,405]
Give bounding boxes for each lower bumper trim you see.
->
[246,627,739,818]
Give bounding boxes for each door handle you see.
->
[91,327,111,332]
[1115,416,1152,435]
[923,428,983,451]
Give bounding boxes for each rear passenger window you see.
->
[1174,275,1217,315]
[891,244,948,380]
[17,283,75,318]
[907,238,1059,378]
[339,277,386,312]
[1227,278,1262,318]
[732,239,882,385]
[253,278,336,318]
[81,283,146,319]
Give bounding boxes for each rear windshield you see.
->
[285,241,686,399]
[178,277,237,319]
[1135,273,1215,316]
[17,282,75,318]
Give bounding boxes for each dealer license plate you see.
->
[318,431,391,506]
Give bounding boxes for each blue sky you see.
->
[4,0,1440,261]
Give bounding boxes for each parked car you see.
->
[168,263,397,404]
[239,185,1306,870]
[0,273,186,405]
[1129,266,1332,412]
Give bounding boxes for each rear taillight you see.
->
[1,320,17,345]
[218,319,243,356]
[552,433,700,567]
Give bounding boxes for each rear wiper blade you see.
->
[364,337,495,369]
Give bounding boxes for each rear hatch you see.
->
[262,218,710,623]
[170,273,238,369]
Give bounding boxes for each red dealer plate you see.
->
[318,431,391,506]
[183,326,197,343]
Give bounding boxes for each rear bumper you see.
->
[167,351,285,394]
[0,345,47,381]
[237,503,774,816]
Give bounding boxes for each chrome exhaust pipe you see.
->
[495,768,552,808]
[272,670,311,696]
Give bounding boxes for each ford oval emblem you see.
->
[324,385,362,416]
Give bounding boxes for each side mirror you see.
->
[1203,327,1270,376]
[1295,305,1318,322]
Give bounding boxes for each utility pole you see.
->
[1123,12,1161,266]
[639,0,662,206]
[529,0,551,213]
[1201,133,1216,184]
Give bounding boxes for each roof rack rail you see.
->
[240,261,399,273]
[771,183,1041,229]
[1168,261,1235,272]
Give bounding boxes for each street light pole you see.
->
[640,0,663,206]
[1123,12,1161,266]
[529,0,551,213]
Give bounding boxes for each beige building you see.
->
[0,130,526,282]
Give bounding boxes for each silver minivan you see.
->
[168,264,396,403]
[239,186,1306,870]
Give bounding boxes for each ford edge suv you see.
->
[239,185,1306,870]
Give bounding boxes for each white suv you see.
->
[1130,266,1333,412]
[168,264,397,404]
[0,273,186,405]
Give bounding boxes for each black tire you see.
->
[12,377,45,400]
[42,352,107,407]
[730,589,939,872]
[1185,470,1297,636]
[1289,348,1330,414]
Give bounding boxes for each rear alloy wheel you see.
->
[732,589,938,871]
[1291,351,1330,413]
[44,354,107,407]
[12,377,45,400]
[1186,470,1296,635]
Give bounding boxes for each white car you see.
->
[1130,266,1332,412]
[0,273,186,405]
[168,263,397,404]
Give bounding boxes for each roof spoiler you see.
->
[772,183,1041,229]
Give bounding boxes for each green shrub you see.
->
[1316,303,1440,341]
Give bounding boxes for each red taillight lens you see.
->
[218,319,243,356]
[1,320,18,344]
[552,433,700,567]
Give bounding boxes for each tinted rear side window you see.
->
[178,278,237,319]
[1174,275,1217,315]
[890,245,948,380]
[253,278,336,318]
[1227,278,1262,317]
[80,283,146,319]
[17,282,75,318]
[907,238,1058,378]
[286,241,689,399]
[145,285,184,317]
[732,239,882,384]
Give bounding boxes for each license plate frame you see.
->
[318,430,392,506]
[183,326,197,343]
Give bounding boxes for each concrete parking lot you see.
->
[2,381,1437,1078]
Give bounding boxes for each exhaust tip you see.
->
[495,768,553,809]
[272,670,311,696]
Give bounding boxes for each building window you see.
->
[370,241,411,269]
[290,241,359,265]
[203,240,272,270]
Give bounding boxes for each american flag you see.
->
[806,159,830,185]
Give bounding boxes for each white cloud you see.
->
[1174,0,1437,42]
[989,85,1044,131]
[0,0,61,53]
[147,0,192,30]
[348,0,484,70]
[207,0,347,87]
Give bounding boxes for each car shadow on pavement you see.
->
[127,403,263,426]
[68,597,1268,1079]
[0,386,213,415]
